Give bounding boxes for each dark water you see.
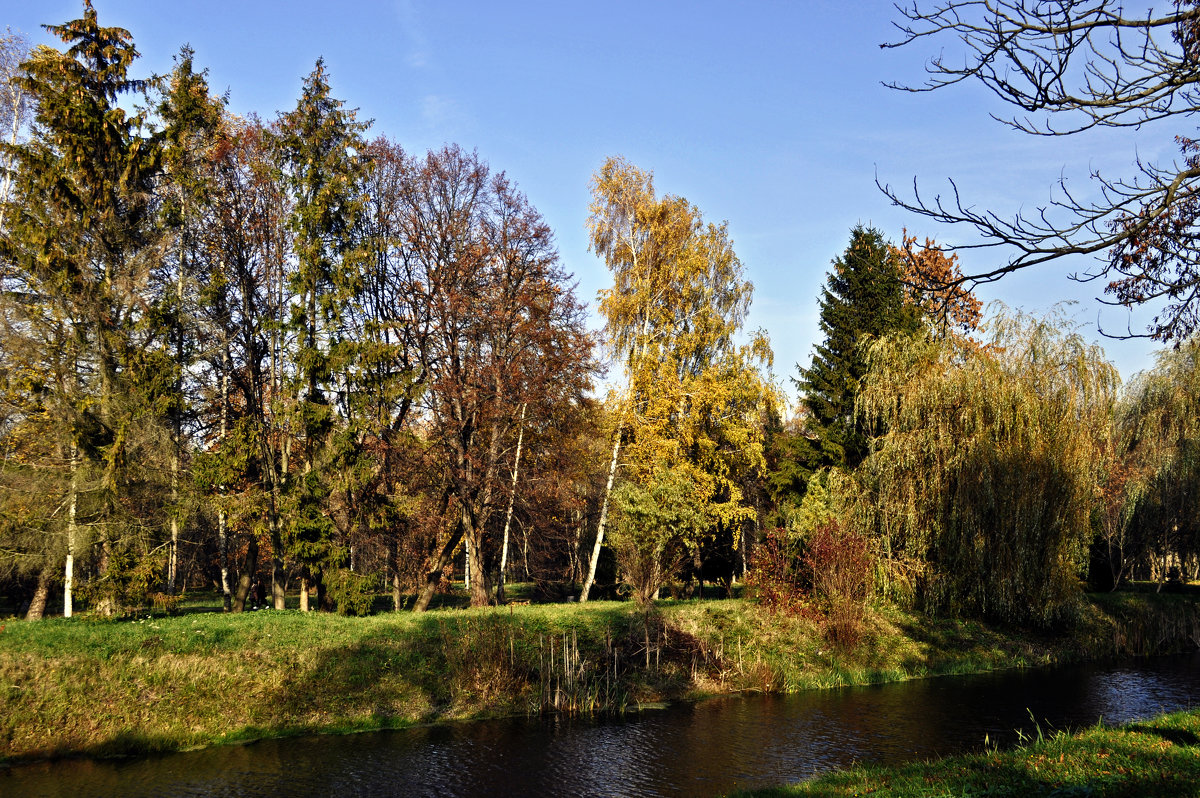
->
[5,654,1198,798]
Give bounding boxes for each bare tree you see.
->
[882,1,1200,342]
[0,27,32,232]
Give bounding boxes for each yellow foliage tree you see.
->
[581,156,773,601]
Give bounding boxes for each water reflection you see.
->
[4,654,1197,798]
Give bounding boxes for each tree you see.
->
[0,1,167,617]
[891,230,982,339]
[274,58,370,610]
[155,46,226,596]
[1119,337,1200,586]
[857,307,1117,627]
[189,114,291,612]
[883,1,1200,343]
[0,27,31,233]
[609,466,706,604]
[584,156,772,602]
[388,146,592,610]
[796,225,921,475]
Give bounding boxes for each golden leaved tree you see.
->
[581,156,773,603]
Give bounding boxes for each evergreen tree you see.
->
[796,225,919,473]
[0,1,166,616]
[154,45,226,595]
[274,58,370,609]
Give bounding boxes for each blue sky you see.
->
[6,0,1171,399]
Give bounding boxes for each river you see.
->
[4,653,1198,797]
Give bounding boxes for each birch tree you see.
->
[0,28,30,234]
[583,156,772,602]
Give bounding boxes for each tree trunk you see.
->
[391,542,403,612]
[272,552,287,610]
[464,504,491,607]
[267,493,287,610]
[300,575,310,612]
[497,404,526,604]
[218,353,233,612]
[581,422,622,602]
[218,509,232,611]
[168,511,179,594]
[64,443,78,619]
[414,526,464,612]
[233,534,259,613]
[25,565,51,620]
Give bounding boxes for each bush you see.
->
[326,569,377,616]
[745,529,807,616]
[804,519,873,648]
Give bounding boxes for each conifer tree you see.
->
[0,1,165,616]
[155,46,226,596]
[274,59,370,609]
[796,226,920,473]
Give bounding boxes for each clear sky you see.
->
[5,0,1171,400]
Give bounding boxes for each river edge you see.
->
[2,592,1198,766]
[729,705,1200,797]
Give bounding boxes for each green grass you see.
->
[1,590,1197,765]
[730,708,1200,797]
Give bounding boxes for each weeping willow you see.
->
[857,307,1117,627]
[1120,338,1200,583]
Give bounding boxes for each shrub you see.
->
[326,569,377,616]
[805,519,873,648]
[745,529,807,616]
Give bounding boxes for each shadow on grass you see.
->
[1125,723,1200,747]
[259,600,735,727]
[254,602,653,743]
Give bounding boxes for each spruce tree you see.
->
[796,225,920,472]
[274,59,370,609]
[0,1,166,615]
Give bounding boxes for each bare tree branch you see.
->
[883,0,1200,343]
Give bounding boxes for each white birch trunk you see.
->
[580,422,621,602]
[498,403,526,602]
[64,443,78,618]
[218,364,232,611]
[0,82,24,233]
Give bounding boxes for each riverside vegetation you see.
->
[733,707,1200,797]
[2,590,1199,764]
[3,6,1200,791]
[729,705,1200,792]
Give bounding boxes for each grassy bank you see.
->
[732,707,1200,797]
[1,592,1198,764]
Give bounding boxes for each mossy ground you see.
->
[1,590,1197,764]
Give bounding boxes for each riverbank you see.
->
[2,592,1198,764]
[732,706,1200,797]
